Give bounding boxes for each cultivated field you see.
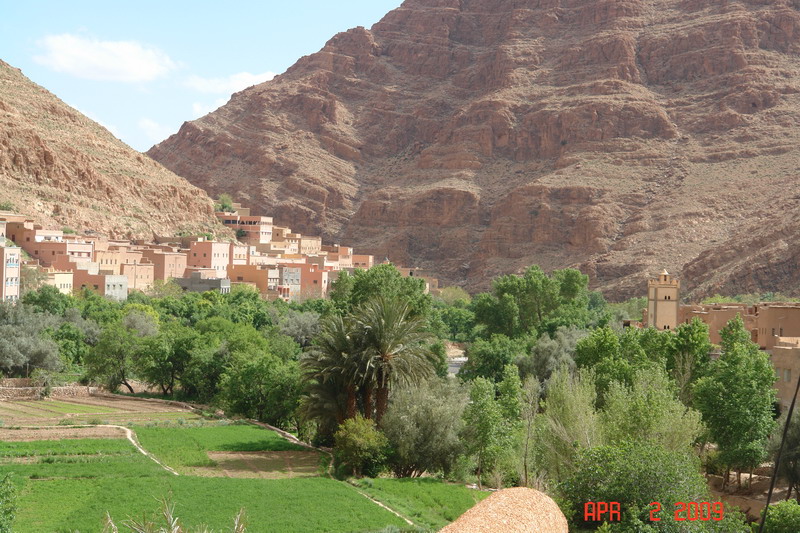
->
[0,395,484,532]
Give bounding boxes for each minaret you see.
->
[647,270,679,331]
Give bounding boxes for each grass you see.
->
[0,439,133,458]
[133,422,308,470]
[0,438,169,480]
[12,476,406,533]
[351,478,490,530]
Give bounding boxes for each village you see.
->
[0,201,439,304]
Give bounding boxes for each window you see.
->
[664,325,670,330]
[786,369,792,383]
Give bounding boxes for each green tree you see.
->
[329,264,431,318]
[600,367,703,452]
[520,376,541,488]
[221,354,302,429]
[23,286,75,316]
[517,326,585,383]
[669,318,712,405]
[0,474,16,533]
[538,367,602,480]
[333,415,388,478]
[693,315,777,489]
[459,334,526,383]
[381,378,468,477]
[462,377,504,488]
[561,441,748,532]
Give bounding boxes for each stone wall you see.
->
[0,386,99,400]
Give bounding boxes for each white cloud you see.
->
[34,34,176,82]
[138,118,174,144]
[191,98,227,118]
[185,71,275,94]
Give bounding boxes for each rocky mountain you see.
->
[148,0,800,299]
[0,60,224,239]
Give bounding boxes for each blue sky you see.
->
[1,1,403,151]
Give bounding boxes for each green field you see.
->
[13,476,407,533]
[133,422,309,470]
[352,478,489,529]
[1,401,485,532]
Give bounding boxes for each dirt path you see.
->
[108,425,179,476]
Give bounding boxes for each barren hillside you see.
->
[149,0,800,299]
[0,60,225,239]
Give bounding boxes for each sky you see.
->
[1,1,403,151]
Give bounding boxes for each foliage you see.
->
[561,441,747,533]
[0,201,14,211]
[470,266,603,339]
[668,318,712,405]
[435,286,471,306]
[459,334,527,383]
[352,296,437,422]
[221,354,302,429]
[333,415,388,478]
[381,378,467,477]
[761,499,800,533]
[215,194,235,213]
[538,367,602,481]
[517,326,586,384]
[600,367,703,452]
[0,474,16,533]
[277,309,320,348]
[0,302,62,376]
[461,377,504,488]
[519,376,542,488]
[329,264,431,318]
[437,306,476,342]
[770,412,800,501]
[693,315,777,481]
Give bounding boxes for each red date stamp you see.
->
[583,502,724,522]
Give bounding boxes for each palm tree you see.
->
[353,296,437,423]
[301,313,363,426]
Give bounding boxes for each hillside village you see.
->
[0,201,439,304]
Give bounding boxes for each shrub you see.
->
[334,415,388,478]
[762,499,800,532]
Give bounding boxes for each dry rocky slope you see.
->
[149,0,800,299]
[0,60,223,239]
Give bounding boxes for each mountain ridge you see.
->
[0,59,225,240]
[148,0,800,298]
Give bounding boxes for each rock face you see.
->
[148,0,800,299]
[0,60,223,239]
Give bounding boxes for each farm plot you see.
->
[133,422,322,478]
[0,396,199,426]
[352,477,491,530]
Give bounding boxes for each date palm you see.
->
[353,296,436,423]
[301,313,363,424]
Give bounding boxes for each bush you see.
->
[762,499,800,532]
[334,415,388,478]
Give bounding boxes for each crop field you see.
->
[0,395,484,532]
[0,396,200,426]
[351,478,490,530]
